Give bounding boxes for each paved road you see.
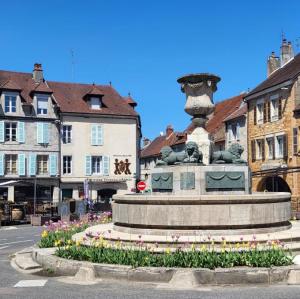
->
[1,225,300,298]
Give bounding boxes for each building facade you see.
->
[0,64,141,208]
[245,39,300,212]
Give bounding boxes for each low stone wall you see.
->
[112,192,291,236]
[31,247,300,285]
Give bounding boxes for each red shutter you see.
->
[267,101,271,122]
[251,140,256,162]
[261,139,265,161]
[283,134,288,160]
[263,102,267,123]
[278,98,282,119]
[272,137,276,160]
[253,104,257,125]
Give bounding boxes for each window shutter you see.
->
[28,154,36,176]
[263,102,267,123]
[37,123,43,144]
[49,154,57,176]
[267,101,271,122]
[91,124,97,145]
[253,104,257,125]
[97,125,103,145]
[272,137,276,160]
[85,155,92,176]
[236,122,240,140]
[0,121,4,143]
[251,140,256,162]
[283,134,288,160]
[43,123,49,144]
[228,124,232,142]
[261,139,265,161]
[278,98,282,119]
[103,156,109,176]
[17,121,25,143]
[0,153,4,176]
[18,153,26,176]
[293,127,298,155]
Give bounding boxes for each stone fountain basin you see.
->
[112,192,291,236]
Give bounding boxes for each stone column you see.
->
[7,186,14,202]
[52,186,60,203]
[177,73,220,165]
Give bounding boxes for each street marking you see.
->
[0,246,9,250]
[0,239,8,241]
[0,240,33,246]
[0,227,17,230]
[14,280,48,288]
[16,237,24,239]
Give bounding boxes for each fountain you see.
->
[112,74,291,236]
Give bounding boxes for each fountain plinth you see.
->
[177,73,220,165]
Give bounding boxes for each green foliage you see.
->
[55,244,292,269]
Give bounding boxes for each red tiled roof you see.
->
[0,79,22,91]
[223,102,247,122]
[246,53,300,98]
[0,69,138,117]
[141,94,244,158]
[123,95,137,107]
[32,81,53,94]
[85,84,104,96]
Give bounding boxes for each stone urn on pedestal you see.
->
[177,73,220,165]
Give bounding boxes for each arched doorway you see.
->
[95,188,117,212]
[257,176,291,192]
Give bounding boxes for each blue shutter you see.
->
[97,125,103,145]
[91,124,97,145]
[85,155,92,176]
[236,122,240,140]
[103,156,109,176]
[37,123,43,144]
[49,154,57,176]
[18,154,25,176]
[0,153,4,176]
[28,154,36,176]
[43,123,49,144]
[17,121,25,143]
[0,121,4,143]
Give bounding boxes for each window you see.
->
[4,94,17,113]
[5,154,17,174]
[275,135,284,158]
[37,96,48,115]
[266,137,274,159]
[62,125,72,144]
[63,156,72,174]
[256,102,264,124]
[293,128,298,155]
[270,95,279,121]
[37,155,48,174]
[5,122,17,141]
[90,97,101,109]
[256,139,263,159]
[92,156,102,174]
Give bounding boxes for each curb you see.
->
[29,246,300,285]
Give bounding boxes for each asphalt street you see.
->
[1,225,300,298]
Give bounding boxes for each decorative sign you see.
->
[114,159,131,175]
[206,171,245,190]
[151,172,173,190]
[180,172,195,190]
[137,181,146,191]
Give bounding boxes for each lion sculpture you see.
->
[211,143,247,164]
[183,141,203,164]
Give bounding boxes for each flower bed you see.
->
[55,239,293,269]
[39,212,111,248]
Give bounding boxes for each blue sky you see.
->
[1,0,300,139]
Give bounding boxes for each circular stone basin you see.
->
[112,192,291,236]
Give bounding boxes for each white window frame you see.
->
[4,92,17,113]
[266,136,274,160]
[37,155,48,175]
[36,95,49,115]
[256,139,263,160]
[63,155,72,175]
[91,156,102,175]
[5,154,17,175]
[5,122,17,142]
[62,125,72,144]
[270,94,279,122]
[256,99,264,124]
[90,97,101,110]
[275,134,285,159]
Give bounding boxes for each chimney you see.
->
[166,125,174,138]
[33,63,44,83]
[142,137,151,148]
[280,39,294,66]
[267,51,280,77]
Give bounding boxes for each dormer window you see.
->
[90,97,101,110]
[37,96,48,115]
[4,93,17,113]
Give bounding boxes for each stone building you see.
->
[0,64,141,207]
[0,64,60,204]
[140,94,244,189]
[245,39,300,212]
[224,99,248,161]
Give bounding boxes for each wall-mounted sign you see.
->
[114,159,131,175]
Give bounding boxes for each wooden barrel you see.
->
[11,207,24,221]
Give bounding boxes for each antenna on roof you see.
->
[128,92,131,97]
[70,49,75,82]
[109,81,112,86]
[281,30,286,41]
